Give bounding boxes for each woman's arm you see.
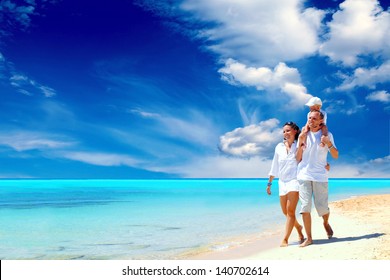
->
[266,176,275,195]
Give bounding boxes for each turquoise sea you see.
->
[0,179,389,260]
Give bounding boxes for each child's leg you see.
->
[322,124,328,136]
[319,124,328,147]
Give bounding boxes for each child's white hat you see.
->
[305,97,322,106]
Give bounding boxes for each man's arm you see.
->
[321,135,339,159]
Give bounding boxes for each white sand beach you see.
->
[182,194,390,260]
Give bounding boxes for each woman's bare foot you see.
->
[299,238,313,247]
[280,239,288,247]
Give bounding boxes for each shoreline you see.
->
[179,194,390,260]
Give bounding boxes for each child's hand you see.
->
[298,132,307,142]
[301,125,309,134]
[321,135,332,147]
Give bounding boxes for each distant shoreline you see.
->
[0,178,389,181]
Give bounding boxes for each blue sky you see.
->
[0,0,389,178]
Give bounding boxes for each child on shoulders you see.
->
[301,97,328,147]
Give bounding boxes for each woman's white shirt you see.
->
[268,141,298,183]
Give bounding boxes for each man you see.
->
[296,110,339,247]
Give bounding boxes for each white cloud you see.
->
[0,0,36,35]
[320,0,390,66]
[39,85,57,98]
[139,0,324,65]
[129,108,162,118]
[147,153,390,178]
[60,151,140,167]
[140,0,390,108]
[150,154,390,178]
[1,53,57,97]
[0,131,75,152]
[0,128,142,168]
[0,51,12,80]
[0,173,35,179]
[0,52,5,77]
[130,108,221,148]
[281,82,312,107]
[330,155,390,178]
[0,129,142,169]
[219,59,312,107]
[337,60,390,90]
[159,115,218,147]
[149,155,273,178]
[219,118,282,158]
[366,90,390,103]
[324,98,367,115]
[10,73,57,97]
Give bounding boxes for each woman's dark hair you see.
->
[284,121,301,141]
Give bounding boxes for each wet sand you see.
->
[181,194,390,260]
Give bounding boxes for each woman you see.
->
[267,121,304,247]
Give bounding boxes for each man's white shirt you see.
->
[297,130,336,182]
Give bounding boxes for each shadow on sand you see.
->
[313,233,385,245]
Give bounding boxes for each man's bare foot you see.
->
[280,239,288,247]
[324,223,333,239]
[299,239,313,247]
[297,225,305,244]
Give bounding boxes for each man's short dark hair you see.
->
[310,109,324,119]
